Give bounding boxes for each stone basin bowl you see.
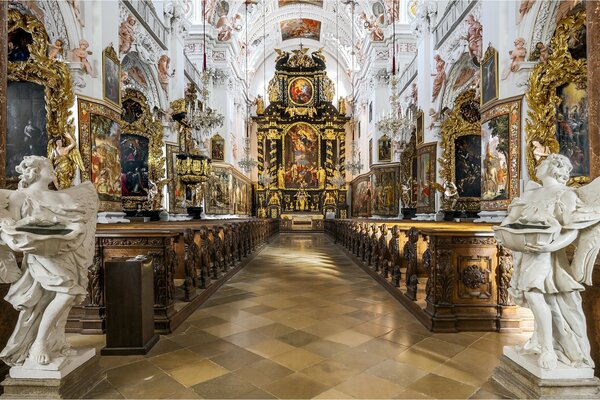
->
[493,223,560,253]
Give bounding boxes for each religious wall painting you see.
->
[205,166,232,215]
[378,135,391,162]
[351,173,371,217]
[288,77,314,106]
[231,169,252,215]
[8,27,33,62]
[371,165,399,216]
[481,45,498,108]
[6,81,47,178]
[102,45,121,108]
[211,134,225,161]
[278,0,323,7]
[78,99,122,211]
[280,18,321,41]
[120,134,150,197]
[556,82,588,177]
[416,143,436,213]
[455,135,482,198]
[283,123,320,189]
[480,97,521,211]
[166,143,186,214]
[416,110,424,145]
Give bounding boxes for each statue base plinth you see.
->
[97,212,130,224]
[474,210,508,223]
[1,349,103,399]
[491,352,600,399]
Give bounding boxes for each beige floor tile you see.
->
[190,372,258,399]
[233,359,294,387]
[262,372,329,399]
[168,360,229,387]
[366,359,429,387]
[271,348,325,371]
[187,339,240,358]
[381,329,429,347]
[246,338,298,358]
[407,373,478,399]
[300,359,359,387]
[222,330,269,347]
[314,388,354,399]
[302,321,349,338]
[330,347,386,372]
[335,372,404,399]
[394,388,434,399]
[203,322,250,338]
[325,329,374,347]
[150,348,207,371]
[412,337,467,358]
[355,337,408,359]
[394,347,448,372]
[210,347,265,370]
[352,321,395,338]
[279,314,320,329]
[246,322,296,338]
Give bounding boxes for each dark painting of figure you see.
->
[455,135,481,197]
[7,28,33,62]
[378,135,391,162]
[481,51,498,107]
[6,82,47,177]
[104,53,120,106]
[211,135,225,161]
[556,82,589,177]
[120,134,150,196]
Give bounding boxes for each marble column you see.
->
[0,0,6,188]
[583,0,600,377]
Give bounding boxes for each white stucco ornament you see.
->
[494,154,600,378]
[0,156,98,377]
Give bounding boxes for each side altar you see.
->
[253,47,350,219]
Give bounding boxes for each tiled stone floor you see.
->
[79,233,527,399]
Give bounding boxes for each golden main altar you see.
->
[253,47,349,219]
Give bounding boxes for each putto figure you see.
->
[0,156,98,368]
[494,154,600,370]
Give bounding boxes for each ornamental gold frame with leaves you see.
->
[120,89,166,211]
[5,9,76,188]
[525,9,590,186]
[438,89,481,211]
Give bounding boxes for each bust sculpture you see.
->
[494,154,600,371]
[0,156,98,368]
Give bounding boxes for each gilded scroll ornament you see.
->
[525,10,587,186]
[7,10,76,188]
[438,89,481,211]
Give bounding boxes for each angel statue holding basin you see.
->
[494,154,600,372]
[0,156,98,370]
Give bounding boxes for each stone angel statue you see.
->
[431,180,458,210]
[0,156,98,368]
[494,154,600,371]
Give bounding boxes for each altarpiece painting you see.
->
[351,173,371,217]
[371,165,399,217]
[416,143,436,213]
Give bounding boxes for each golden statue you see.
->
[255,95,265,115]
[277,166,285,189]
[268,191,281,206]
[49,129,85,189]
[324,191,337,205]
[338,96,346,115]
[317,167,326,189]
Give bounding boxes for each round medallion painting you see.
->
[288,77,314,106]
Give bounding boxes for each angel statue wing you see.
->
[61,181,99,269]
[570,177,600,285]
[68,146,87,181]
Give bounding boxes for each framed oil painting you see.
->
[166,143,186,214]
[120,134,150,197]
[288,77,314,106]
[283,123,320,189]
[481,96,521,211]
[103,45,121,108]
[280,18,321,41]
[371,165,399,217]
[6,81,47,179]
[416,143,436,213]
[205,165,232,215]
[351,173,371,217]
[378,134,391,162]
[78,98,122,211]
[211,134,225,161]
[231,167,252,215]
[455,135,482,198]
[555,82,588,177]
[480,45,498,109]
[416,109,424,145]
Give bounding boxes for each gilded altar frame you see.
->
[120,89,166,211]
[525,9,589,185]
[438,89,481,211]
[5,9,75,188]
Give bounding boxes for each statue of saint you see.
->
[0,156,98,367]
[494,154,600,370]
[317,167,326,189]
[268,191,280,206]
[277,166,285,189]
[431,54,446,102]
[49,130,85,189]
[255,95,265,115]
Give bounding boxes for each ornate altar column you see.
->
[583,0,600,376]
[0,0,6,188]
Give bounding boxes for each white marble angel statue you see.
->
[494,154,600,371]
[0,156,98,368]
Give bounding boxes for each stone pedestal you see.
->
[1,350,104,399]
[492,352,600,399]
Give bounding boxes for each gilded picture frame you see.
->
[416,142,436,214]
[120,89,166,211]
[370,164,400,217]
[102,45,121,108]
[288,77,314,107]
[439,89,481,211]
[166,143,186,214]
[480,44,499,109]
[78,97,122,212]
[6,9,75,188]
[525,9,589,186]
[480,96,522,211]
